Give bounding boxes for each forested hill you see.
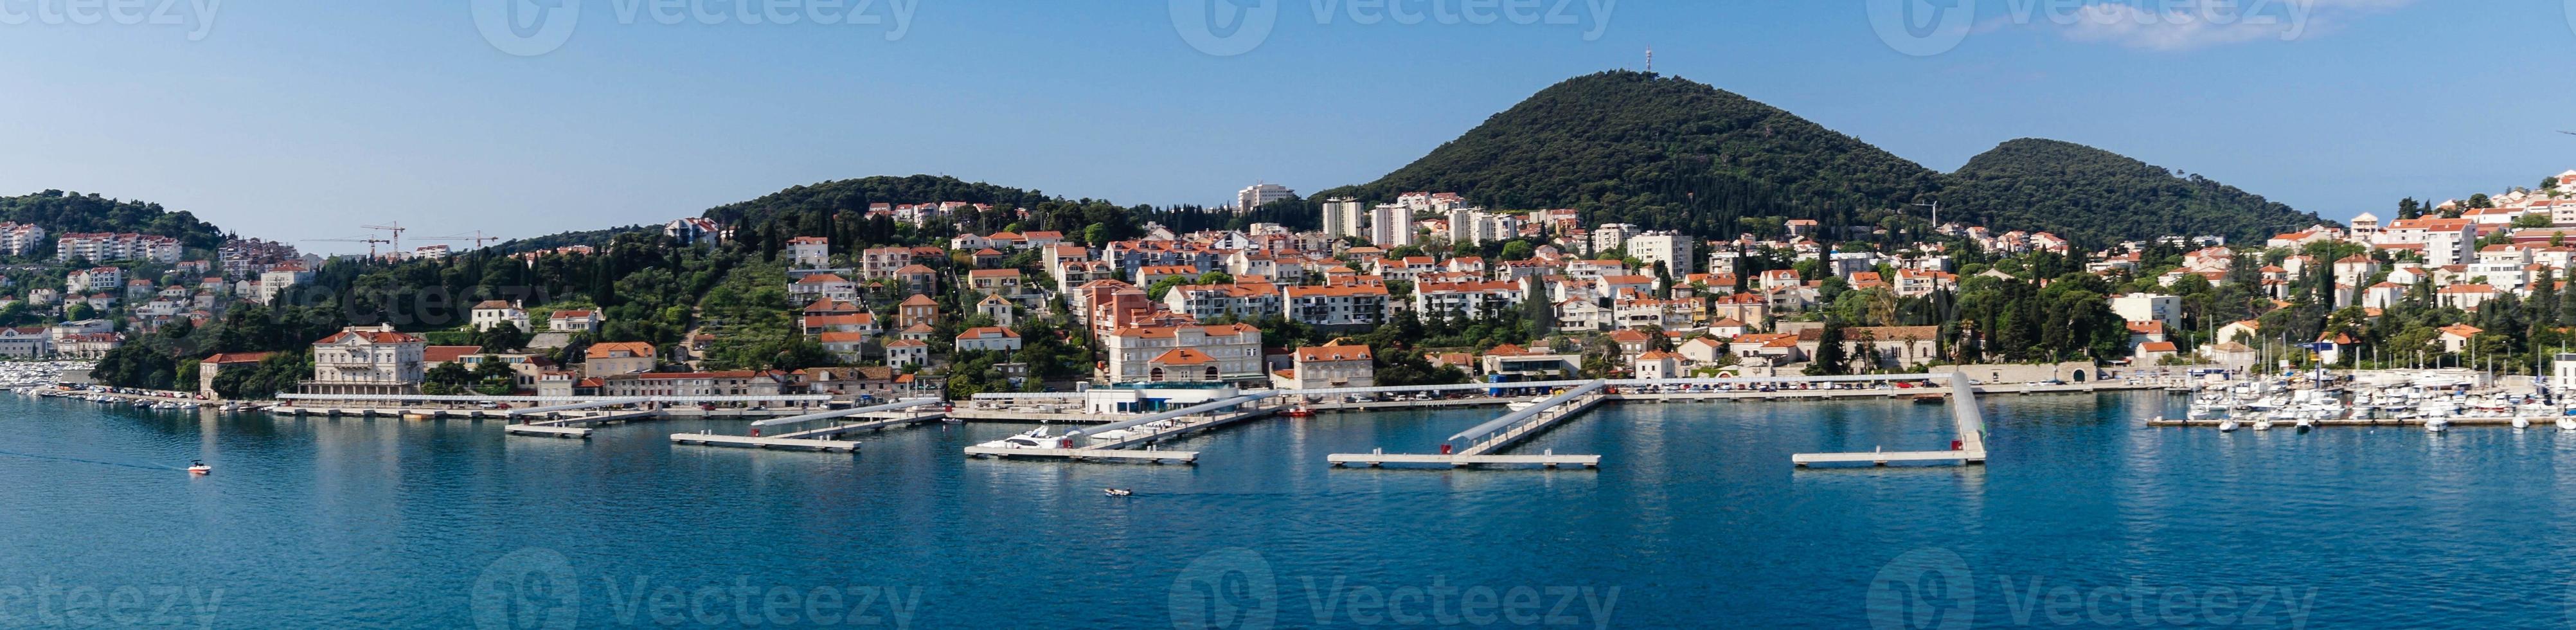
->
[699,175,1184,247]
[0,190,229,249]
[702,176,1071,229]
[1941,138,2330,246]
[1302,71,2320,247]
[1310,70,1945,237]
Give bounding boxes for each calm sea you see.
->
[3,391,2572,628]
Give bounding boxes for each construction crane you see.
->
[422,230,503,249]
[307,237,391,258]
[361,222,406,254]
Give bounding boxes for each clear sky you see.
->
[0,0,2566,253]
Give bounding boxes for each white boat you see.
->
[2426,417,2450,433]
[2295,419,2316,433]
[186,460,210,475]
[1102,488,1132,497]
[1506,397,1547,412]
[2514,417,2532,430]
[2252,419,2274,431]
[2217,420,2240,432]
[2560,417,2576,432]
[976,428,1072,450]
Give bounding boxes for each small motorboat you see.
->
[2295,419,2315,433]
[2559,417,2576,432]
[976,428,1073,450]
[2252,419,2274,431]
[1506,397,1548,412]
[2426,418,2449,433]
[186,460,210,475]
[2514,417,2532,430]
[1102,488,1133,497]
[2217,419,2240,433]
[1281,406,1315,419]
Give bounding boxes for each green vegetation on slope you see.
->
[1312,70,1944,238]
[0,190,229,250]
[1942,138,2329,246]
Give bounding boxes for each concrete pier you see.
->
[666,399,945,453]
[1325,382,1609,469]
[1792,372,1988,468]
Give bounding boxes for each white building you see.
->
[2107,294,2183,330]
[1591,224,1637,256]
[1626,231,1694,275]
[257,261,314,305]
[1282,285,1391,327]
[953,327,1023,353]
[1370,204,1416,248]
[1103,323,1264,384]
[787,236,830,267]
[0,222,46,256]
[469,300,530,332]
[1321,198,1367,241]
[1273,345,1375,390]
[304,324,427,395]
[1235,183,1295,213]
[55,232,181,264]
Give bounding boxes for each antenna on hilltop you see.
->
[1645,46,1653,73]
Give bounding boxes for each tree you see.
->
[475,322,528,352]
[1807,319,1849,376]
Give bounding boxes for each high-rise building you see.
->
[1625,231,1694,275]
[1321,198,1366,240]
[1236,183,1295,213]
[1370,204,1416,248]
[1590,224,1638,256]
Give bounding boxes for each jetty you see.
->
[963,393,1272,464]
[1791,372,1988,467]
[1328,381,1607,469]
[668,399,947,453]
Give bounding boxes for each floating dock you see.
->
[668,399,945,453]
[1792,372,1988,468]
[1328,381,1610,469]
[962,394,1272,464]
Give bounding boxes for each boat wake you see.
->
[0,449,186,472]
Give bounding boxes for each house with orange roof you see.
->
[790,273,859,305]
[199,351,274,398]
[1632,350,1681,379]
[2134,341,2180,364]
[2436,284,2498,311]
[1103,323,1264,384]
[897,294,940,328]
[954,327,1022,352]
[1274,343,1375,390]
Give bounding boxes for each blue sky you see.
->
[0,1,2566,252]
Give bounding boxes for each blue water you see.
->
[4,392,2573,628]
